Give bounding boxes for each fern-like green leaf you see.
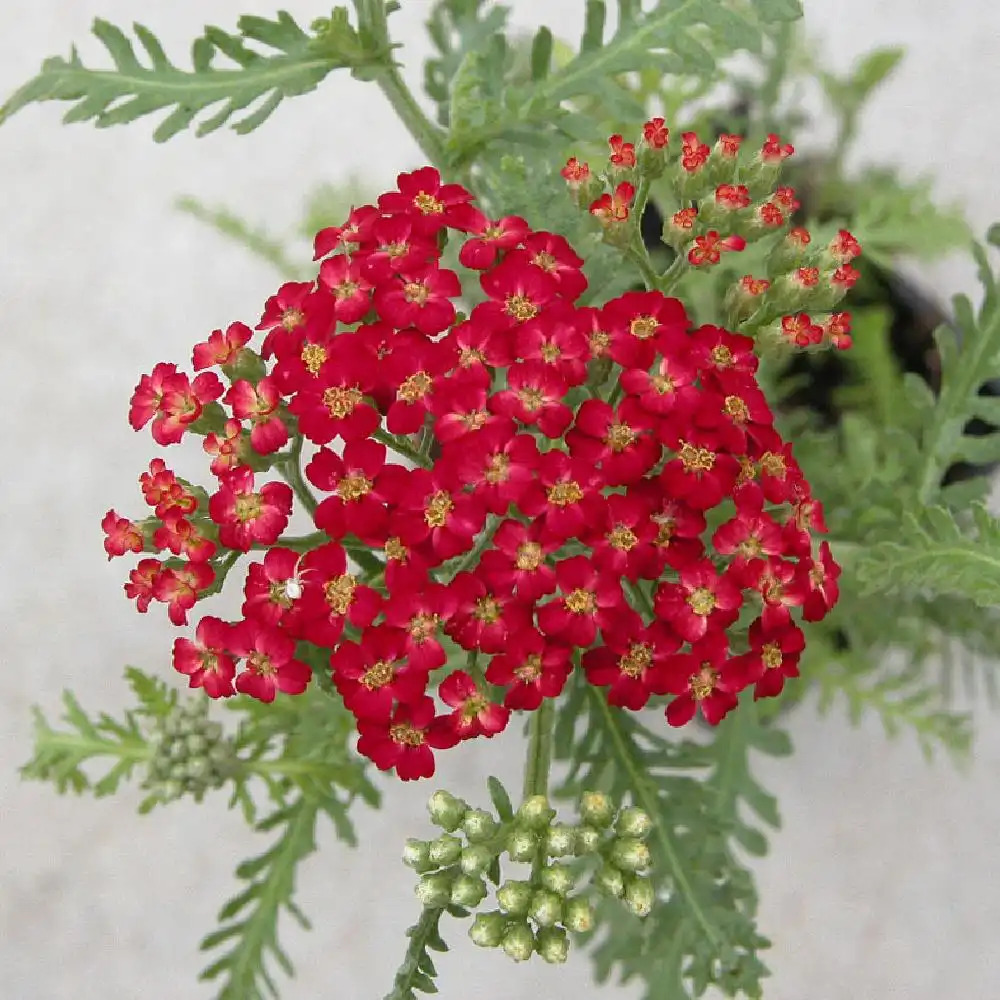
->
[200,798,320,1000]
[0,11,390,140]
[554,674,783,999]
[383,907,448,1000]
[857,503,1000,609]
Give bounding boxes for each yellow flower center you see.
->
[301,343,327,375]
[323,385,363,418]
[605,422,635,452]
[565,588,596,615]
[630,315,658,339]
[324,573,357,615]
[687,587,716,616]
[762,642,783,670]
[620,643,652,678]
[690,665,717,700]
[724,395,750,423]
[608,525,637,551]
[547,481,583,506]
[362,659,395,690]
[505,294,539,322]
[424,490,453,527]
[514,654,543,682]
[532,250,558,272]
[679,442,715,472]
[233,493,263,522]
[281,307,304,331]
[474,596,501,624]
[413,191,444,215]
[518,387,546,411]
[398,371,432,402]
[403,281,429,305]
[390,722,425,746]
[409,613,440,643]
[515,541,543,571]
[539,342,561,363]
[760,452,787,478]
[385,536,408,561]
[484,453,510,484]
[336,474,372,502]
[711,345,734,367]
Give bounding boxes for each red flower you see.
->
[583,613,680,710]
[760,133,794,164]
[313,204,379,259]
[831,264,860,290]
[715,184,751,210]
[518,450,601,542]
[362,214,438,282]
[680,131,710,172]
[520,234,588,302]
[231,619,311,702]
[537,555,626,648]
[485,630,573,710]
[203,419,245,476]
[489,360,573,438]
[512,303,589,384]
[331,625,427,722]
[377,166,477,235]
[298,542,382,646]
[654,559,741,643]
[124,558,164,614]
[153,512,216,563]
[173,616,237,698]
[374,263,460,335]
[102,510,144,559]
[208,467,292,552]
[445,571,527,654]
[589,182,635,225]
[660,432,740,510]
[560,157,591,188]
[716,134,742,158]
[192,322,252,371]
[129,364,223,446]
[441,427,539,516]
[781,313,824,348]
[800,541,841,622]
[476,518,558,603]
[566,397,660,486]
[589,492,660,582]
[308,440,406,544]
[287,356,379,446]
[619,336,699,420]
[735,615,805,700]
[828,229,862,263]
[823,312,853,351]
[642,118,670,149]
[242,547,308,630]
[391,469,486,563]
[356,696,458,780]
[318,253,373,324]
[661,631,741,726]
[688,231,746,267]
[479,256,559,329]
[439,671,510,739]
[257,282,333,360]
[608,133,636,169]
[430,373,512,445]
[153,561,215,626]
[224,377,288,455]
[381,577,457,671]
[602,290,689,369]
[459,214,531,270]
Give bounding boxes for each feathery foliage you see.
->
[0,10,392,140]
[553,673,787,999]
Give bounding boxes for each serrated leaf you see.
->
[0,12,391,140]
[486,775,514,821]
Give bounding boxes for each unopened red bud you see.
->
[760,132,794,164]
[828,228,862,263]
[716,133,743,158]
[642,117,670,150]
[608,133,637,170]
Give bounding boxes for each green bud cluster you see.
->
[404,788,657,968]
[144,698,236,804]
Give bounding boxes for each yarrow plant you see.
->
[11,2,1000,999]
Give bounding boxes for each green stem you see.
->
[522,696,555,802]
[373,429,432,469]
[278,434,318,516]
[372,57,447,168]
[384,906,445,1000]
[658,252,688,294]
[588,686,723,952]
[261,531,326,553]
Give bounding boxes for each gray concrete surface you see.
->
[2,1,999,998]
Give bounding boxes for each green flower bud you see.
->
[203,721,224,743]
[427,790,468,831]
[427,834,463,867]
[579,791,615,828]
[415,872,452,908]
[168,741,187,761]
[528,889,563,927]
[402,838,433,872]
[539,863,575,896]
[501,922,535,963]
[535,925,570,964]
[450,874,487,908]
[545,823,577,858]
[459,845,494,877]
[562,896,595,933]
[516,795,555,830]
[461,808,498,843]
[610,837,651,873]
[496,879,533,916]
[506,828,539,864]
[623,875,655,917]
[469,912,506,949]
[595,862,625,898]
[615,807,653,840]
[160,779,184,802]
[574,824,602,855]
[185,734,208,756]
[183,758,210,782]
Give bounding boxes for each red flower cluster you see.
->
[567,122,862,354]
[106,163,839,780]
